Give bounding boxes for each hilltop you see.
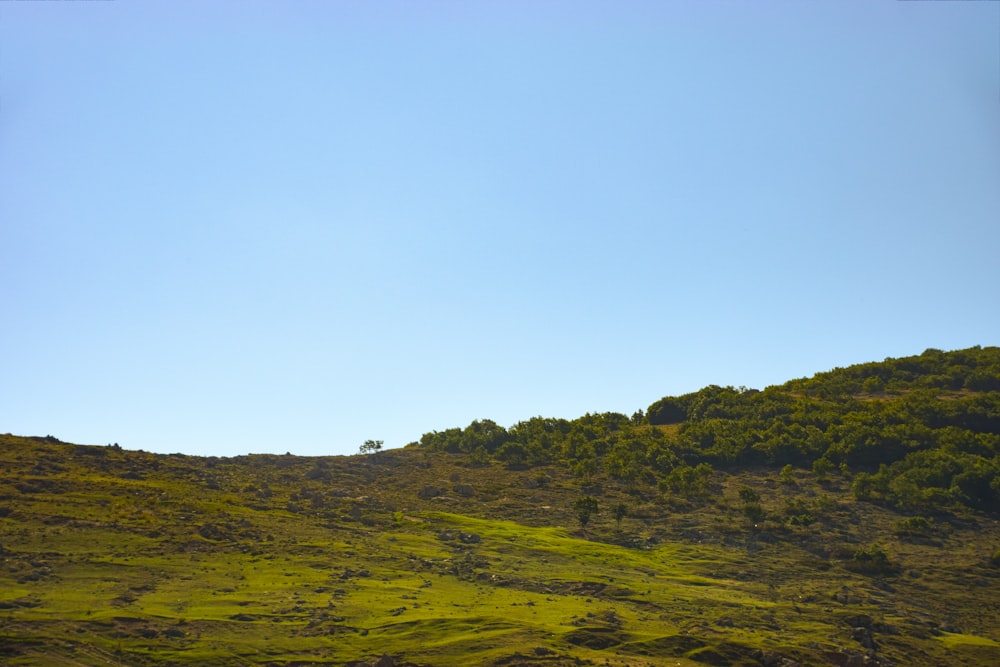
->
[2,346,999,666]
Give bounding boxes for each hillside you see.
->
[2,346,1000,666]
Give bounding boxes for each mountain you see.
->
[2,346,999,666]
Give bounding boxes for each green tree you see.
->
[738,486,765,525]
[661,463,713,498]
[573,496,599,532]
[572,455,597,482]
[496,442,527,468]
[469,445,490,467]
[647,396,687,425]
[359,439,383,456]
[461,419,511,454]
[613,502,628,531]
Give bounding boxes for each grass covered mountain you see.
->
[2,346,999,666]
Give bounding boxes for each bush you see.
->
[893,516,934,537]
[848,544,897,575]
[660,463,713,498]
[647,396,687,425]
[779,464,796,485]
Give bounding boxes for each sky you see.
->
[2,1,998,458]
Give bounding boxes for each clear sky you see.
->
[2,1,998,457]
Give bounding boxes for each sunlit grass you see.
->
[2,433,1000,666]
[938,632,1000,648]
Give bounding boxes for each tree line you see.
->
[410,346,1000,514]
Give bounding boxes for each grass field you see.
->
[2,433,999,666]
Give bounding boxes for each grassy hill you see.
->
[2,346,1000,666]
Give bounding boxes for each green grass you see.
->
[2,433,1000,665]
[938,632,1000,648]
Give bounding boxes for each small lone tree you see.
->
[613,502,628,531]
[360,439,383,457]
[573,496,599,533]
[738,486,765,525]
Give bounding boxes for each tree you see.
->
[461,419,510,454]
[360,439,383,456]
[662,463,713,498]
[496,442,527,468]
[738,487,765,525]
[613,502,628,531]
[572,454,597,482]
[647,396,687,425]
[573,496,599,532]
[469,445,490,467]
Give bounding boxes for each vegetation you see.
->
[418,346,1000,517]
[1,346,999,665]
[573,495,599,532]
[360,439,383,456]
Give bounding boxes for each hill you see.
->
[2,346,999,666]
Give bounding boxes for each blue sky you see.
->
[2,1,998,457]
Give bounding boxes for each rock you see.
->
[453,484,475,497]
[844,614,873,628]
[418,485,443,500]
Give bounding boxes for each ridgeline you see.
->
[2,346,999,666]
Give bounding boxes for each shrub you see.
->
[660,463,713,498]
[848,544,897,575]
[893,516,934,537]
[647,396,687,425]
[573,496,599,530]
[812,457,834,479]
[779,464,796,485]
